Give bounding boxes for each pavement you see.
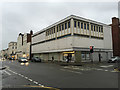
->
[1,59,119,89]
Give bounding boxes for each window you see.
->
[12,47,14,49]
[87,23,89,30]
[68,21,70,28]
[99,27,101,32]
[16,47,17,49]
[96,26,98,32]
[54,27,56,33]
[46,31,47,36]
[91,25,93,31]
[101,27,103,32]
[65,22,67,29]
[50,29,51,35]
[81,22,83,29]
[84,23,86,29]
[94,25,96,31]
[59,25,61,31]
[78,22,80,27]
[48,30,49,35]
[74,21,76,27]
[62,24,64,30]
[57,26,59,32]
[52,29,53,34]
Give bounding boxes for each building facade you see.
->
[16,31,33,59]
[8,42,17,59]
[111,17,120,57]
[32,15,113,62]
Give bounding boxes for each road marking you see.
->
[4,70,11,75]
[28,79,33,82]
[33,81,38,84]
[100,65,114,68]
[104,70,108,71]
[60,69,82,74]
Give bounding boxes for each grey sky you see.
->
[1,1,118,50]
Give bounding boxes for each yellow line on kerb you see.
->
[24,85,60,90]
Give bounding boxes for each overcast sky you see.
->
[1,1,118,50]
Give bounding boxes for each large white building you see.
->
[32,15,113,62]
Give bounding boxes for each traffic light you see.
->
[90,46,94,53]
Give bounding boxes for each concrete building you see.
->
[111,17,120,57]
[31,15,113,62]
[8,42,17,59]
[16,31,33,59]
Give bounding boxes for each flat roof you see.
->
[33,15,109,37]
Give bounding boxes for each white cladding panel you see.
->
[103,26,112,49]
[32,32,46,44]
[32,37,72,53]
[73,36,104,48]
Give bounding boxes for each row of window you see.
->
[45,20,103,36]
[12,47,17,49]
[74,21,103,33]
[46,21,70,36]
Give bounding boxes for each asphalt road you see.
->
[1,59,119,89]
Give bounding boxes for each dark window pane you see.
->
[68,21,70,28]
[78,22,80,27]
[96,26,98,32]
[65,23,67,29]
[91,25,93,31]
[57,26,58,32]
[59,25,61,31]
[87,23,89,30]
[84,23,86,29]
[101,27,103,32]
[99,27,101,32]
[54,27,56,33]
[81,22,83,29]
[62,24,64,30]
[74,21,76,27]
[94,25,95,31]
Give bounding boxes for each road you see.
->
[1,59,119,89]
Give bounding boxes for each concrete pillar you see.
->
[75,51,82,63]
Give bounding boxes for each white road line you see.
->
[105,70,108,71]
[33,81,38,84]
[24,77,28,79]
[28,79,33,82]
[60,69,82,74]
[4,70,11,75]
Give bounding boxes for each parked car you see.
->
[18,57,28,62]
[108,56,120,63]
[31,57,41,62]
[8,57,15,60]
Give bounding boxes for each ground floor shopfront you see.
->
[32,50,113,63]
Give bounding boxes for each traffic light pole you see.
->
[90,53,93,63]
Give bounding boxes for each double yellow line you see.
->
[24,85,60,90]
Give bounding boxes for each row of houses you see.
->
[0,31,33,59]
[0,15,120,62]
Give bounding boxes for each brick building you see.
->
[111,17,120,56]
